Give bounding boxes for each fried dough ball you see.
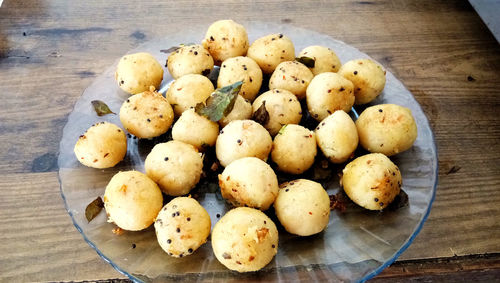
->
[155,197,211,258]
[306,72,355,121]
[356,104,417,156]
[252,89,302,136]
[166,44,214,79]
[202,20,249,65]
[219,95,253,127]
[172,109,219,149]
[145,141,203,196]
[298,45,341,75]
[115,52,164,94]
[247,33,295,74]
[119,89,174,138]
[104,171,163,231]
[74,122,127,169]
[342,153,402,210]
[274,179,330,236]
[218,157,279,210]
[166,74,214,116]
[269,61,314,99]
[338,59,386,105]
[315,110,358,164]
[271,125,317,174]
[215,120,272,167]
[212,207,279,272]
[217,56,263,101]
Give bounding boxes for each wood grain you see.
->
[0,0,499,281]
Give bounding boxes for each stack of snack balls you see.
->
[73,19,418,272]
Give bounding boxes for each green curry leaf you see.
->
[252,101,270,125]
[195,81,243,122]
[296,56,316,68]
[91,100,115,116]
[85,196,104,223]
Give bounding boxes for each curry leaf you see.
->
[160,46,181,53]
[252,101,270,125]
[277,125,288,135]
[85,196,104,223]
[160,43,196,54]
[91,100,115,116]
[296,56,315,68]
[195,81,243,122]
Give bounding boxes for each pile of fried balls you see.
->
[73,20,417,272]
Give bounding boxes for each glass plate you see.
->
[58,21,438,282]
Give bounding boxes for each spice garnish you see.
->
[295,56,315,68]
[252,101,270,125]
[85,196,104,222]
[195,81,243,122]
[91,100,115,116]
[160,43,196,53]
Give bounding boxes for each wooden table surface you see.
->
[1,0,499,282]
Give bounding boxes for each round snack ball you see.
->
[74,122,127,169]
[216,120,272,167]
[166,44,214,79]
[115,52,163,95]
[342,153,402,210]
[155,197,211,258]
[356,104,417,156]
[104,171,163,231]
[247,33,295,74]
[172,109,219,149]
[119,89,174,139]
[274,179,330,236]
[298,45,341,75]
[202,20,249,65]
[166,74,214,116]
[219,157,279,210]
[269,61,314,99]
[219,95,252,127]
[217,56,263,101]
[271,125,317,174]
[338,59,386,105]
[212,207,278,272]
[145,141,203,196]
[315,111,358,164]
[252,89,302,136]
[306,72,355,121]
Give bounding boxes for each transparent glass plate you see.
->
[58,22,438,282]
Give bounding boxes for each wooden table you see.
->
[1,0,499,281]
